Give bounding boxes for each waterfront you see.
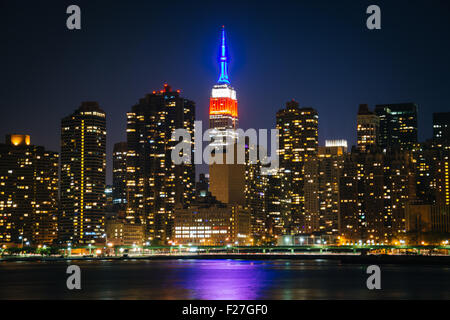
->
[0,259,449,299]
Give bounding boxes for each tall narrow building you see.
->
[318,140,347,235]
[375,103,418,151]
[413,140,440,204]
[209,26,238,145]
[436,153,450,206]
[126,84,195,243]
[209,26,246,206]
[276,100,319,234]
[357,104,379,152]
[112,142,127,213]
[0,135,58,245]
[59,102,107,244]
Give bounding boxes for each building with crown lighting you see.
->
[209,27,246,206]
[209,27,238,140]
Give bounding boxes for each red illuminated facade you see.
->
[209,96,238,118]
[209,27,238,131]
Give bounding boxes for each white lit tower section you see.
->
[209,26,238,147]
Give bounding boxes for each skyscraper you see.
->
[375,103,418,151]
[0,135,58,245]
[433,112,450,150]
[318,140,347,235]
[209,26,238,144]
[276,100,319,234]
[59,102,107,244]
[264,172,286,238]
[126,84,195,243]
[112,142,127,212]
[244,143,268,244]
[209,26,246,206]
[436,153,450,206]
[357,104,379,152]
[413,140,440,204]
[411,113,450,207]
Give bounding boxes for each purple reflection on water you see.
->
[181,259,273,299]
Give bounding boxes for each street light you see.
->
[19,236,23,249]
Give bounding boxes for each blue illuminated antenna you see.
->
[217,25,230,84]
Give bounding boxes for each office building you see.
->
[0,135,58,245]
[173,196,251,246]
[105,217,145,246]
[357,104,379,152]
[433,112,450,150]
[276,100,319,234]
[112,142,127,212]
[375,103,418,151]
[340,148,415,243]
[318,141,347,235]
[126,84,195,243]
[59,102,107,244]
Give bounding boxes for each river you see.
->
[0,259,449,299]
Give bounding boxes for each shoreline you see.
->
[2,253,450,265]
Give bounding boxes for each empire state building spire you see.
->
[218,26,230,84]
[209,26,238,138]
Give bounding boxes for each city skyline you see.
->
[0,1,449,248]
[2,1,450,305]
[2,1,450,184]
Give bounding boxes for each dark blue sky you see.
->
[1,0,449,182]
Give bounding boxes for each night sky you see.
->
[1,0,449,183]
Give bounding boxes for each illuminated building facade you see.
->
[0,135,58,245]
[112,142,127,212]
[433,112,450,150]
[208,27,246,205]
[276,100,319,234]
[264,171,287,238]
[375,103,418,151]
[126,84,195,243]
[173,196,251,246]
[339,148,415,243]
[318,141,347,235]
[105,185,114,213]
[209,26,238,145]
[357,104,379,152]
[59,102,107,244]
[413,140,440,204]
[244,143,269,245]
[436,153,450,206]
[105,217,145,246]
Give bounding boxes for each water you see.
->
[0,259,449,299]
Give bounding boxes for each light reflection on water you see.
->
[0,259,449,299]
[181,260,272,299]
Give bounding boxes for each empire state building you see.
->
[209,26,239,147]
[209,26,245,206]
